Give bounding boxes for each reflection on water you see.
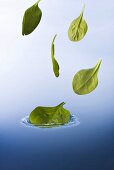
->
[21,114,80,128]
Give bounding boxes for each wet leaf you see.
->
[29,102,70,126]
[68,5,88,42]
[72,59,102,95]
[51,34,60,77]
[22,0,42,35]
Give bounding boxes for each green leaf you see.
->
[72,59,102,95]
[22,0,42,36]
[51,34,60,77]
[68,5,88,42]
[29,102,70,127]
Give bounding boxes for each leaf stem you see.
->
[52,34,57,44]
[58,102,66,107]
[82,4,86,13]
[37,0,41,4]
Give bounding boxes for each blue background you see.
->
[0,0,114,169]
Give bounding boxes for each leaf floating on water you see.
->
[72,59,102,95]
[22,0,42,35]
[51,34,60,77]
[29,102,70,126]
[68,5,88,42]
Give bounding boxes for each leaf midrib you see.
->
[75,61,101,91]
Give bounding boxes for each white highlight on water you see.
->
[21,115,80,129]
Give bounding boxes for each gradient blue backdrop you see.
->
[0,0,114,170]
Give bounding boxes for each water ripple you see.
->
[21,115,80,129]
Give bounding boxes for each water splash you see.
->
[21,114,80,129]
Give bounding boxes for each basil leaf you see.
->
[51,34,60,77]
[72,59,102,95]
[29,102,70,127]
[68,5,88,42]
[22,0,42,36]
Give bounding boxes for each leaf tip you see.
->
[53,34,57,43]
[60,102,66,106]
[97,58,102,67]
[55,74,59,78]
[22,32,25,36]
[98,58,102,63]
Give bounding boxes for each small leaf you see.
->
[51,34,60,77]
[68,5,88,42]
[22,0,42,36]
[29,102,70,127]
[72,59,102,95]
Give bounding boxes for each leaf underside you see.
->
[72,60,102,95]
[68,10,88,42]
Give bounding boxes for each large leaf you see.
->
[72,59,102,95]
[51,34,60,77]
[29,102,70,127]
[22,0,42,35]
[68,5,88,42]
